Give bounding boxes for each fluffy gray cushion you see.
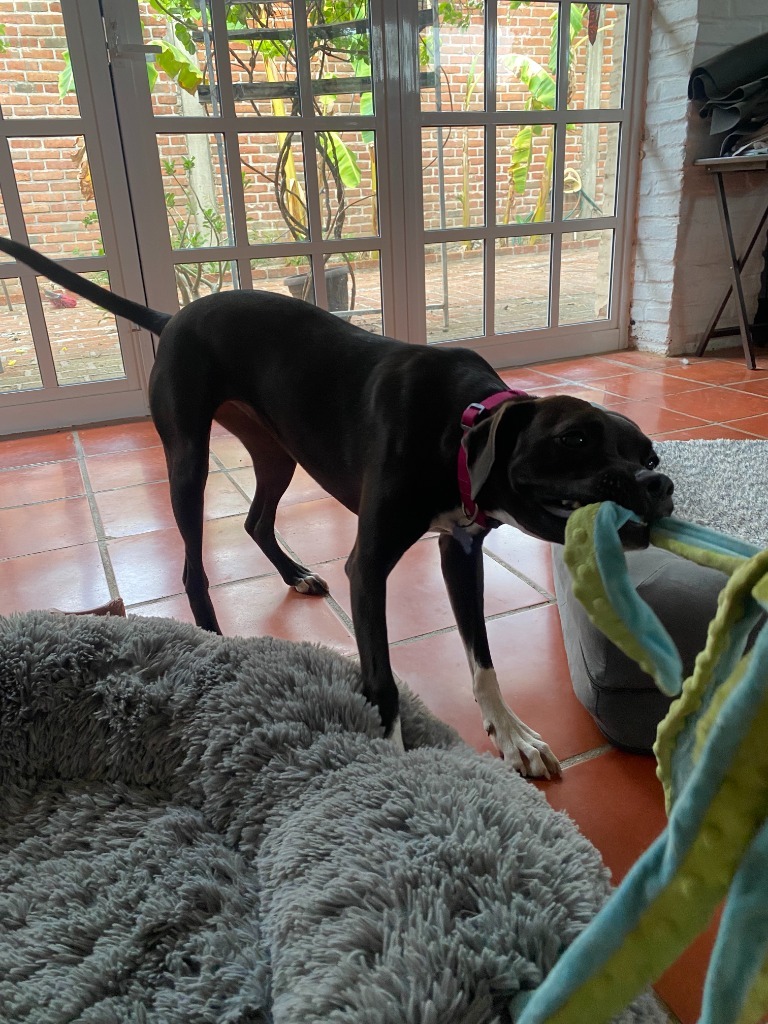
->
[553,439,768,751]
[0,611,663,1023]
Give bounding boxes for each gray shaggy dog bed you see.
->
[0,612,663,1024]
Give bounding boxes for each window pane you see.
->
[173,260,238,307]
[425,241,484,343]
[251,254,311,302]
[0,279,42,393]
[315,131,378,241]
[38,273,126,386]
[419,0,485,113]
[10,136,103,257]
[497,1,560,112]
[563,122,620,220]
[496,124,555,226]
[308,0,373,118]
[0,1,81,119]
[230,3,298,117]
[327,251,383,334]
[281,254,316,305]
[140,0,221,118]
[423,126,485,232]
[157,133,234,250]
[241,132,308,245]
[495,236,551,333]
[568,4,627,109]
[559,229,613,325]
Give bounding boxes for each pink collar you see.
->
[457,390,529,529]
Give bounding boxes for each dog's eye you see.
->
[558,431,587,449]
[645,454,660,470]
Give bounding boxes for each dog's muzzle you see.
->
[616,469,675,549]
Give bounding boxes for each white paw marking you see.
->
[473,667,561,779]
[293,572,328,595]
[388,715,405,753]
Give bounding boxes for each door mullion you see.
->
[291,0,328,308]
[208,0,249,289]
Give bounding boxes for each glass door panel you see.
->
[412,0,641,359]
[121,0,386,332]
[0,0,151,431]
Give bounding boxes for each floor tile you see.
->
[597,371,710,401]
[77,418,161,456]
[108,517,278,605]
[390,604,605,763]
[209,433,253,469]
[318,536,547,644]
[0,496,97,559]
[726,412,768,437]
[664,357,768,385]
[131,576,357,653]
[651,423,761,441]
[600,399,709,436]
[0,430,77,469]
[498,367,564,390]
[482,529,555,595]
[275,496,359,565]
[228,463,330,507]
[94,474,250,538]
[0,543,110,616]
[536,356,638,381]
[541,748,666,883]
[605,350,672,370]
[658,386,768,422]
[725,376,768,397]
[85,445,170,491]
[530,382,604,402]
[0,459,85,508]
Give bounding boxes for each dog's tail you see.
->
[0,236,172,336]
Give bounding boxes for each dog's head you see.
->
[463,394,673,548]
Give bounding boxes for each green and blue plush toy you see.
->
[516,503,768,1024]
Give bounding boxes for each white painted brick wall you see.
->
[630,0,768,354]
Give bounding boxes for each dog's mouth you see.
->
[540,498,586,519]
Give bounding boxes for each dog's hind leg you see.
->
[164,434,220,633]
[215,402,329,596]
[438,532,561,779]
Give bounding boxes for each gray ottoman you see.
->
[552,439,768,753]
[552,546,727,751]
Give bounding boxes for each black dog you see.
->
[0,237,673,778]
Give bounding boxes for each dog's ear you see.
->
[463,400,537,500]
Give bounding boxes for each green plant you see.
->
[502,2,601,232]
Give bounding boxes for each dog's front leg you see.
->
[345,502,426,752]
[438,532,561,779]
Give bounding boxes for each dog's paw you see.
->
[487,718,561,779]
[387,715,406,753]
[292,572,329,596]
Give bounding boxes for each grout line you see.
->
[72,432,121,602]
[560,744,613,770]
[482,545,556,602]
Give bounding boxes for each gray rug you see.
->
[0,612,663,1023]
[655,439,768,548]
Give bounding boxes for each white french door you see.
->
[0,0,647,434]
[0,0,155,434]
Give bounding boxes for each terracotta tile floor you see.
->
[3,344,768,1023]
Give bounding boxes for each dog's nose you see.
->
[636,469,674,512]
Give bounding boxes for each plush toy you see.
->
[516,503,768,1024]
